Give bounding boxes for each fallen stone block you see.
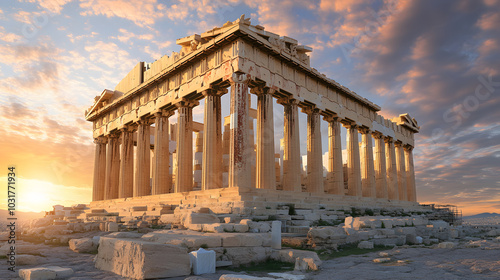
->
[271,249,322,271]
[268,272,306,280]
[69,238,97,253]
[221,233,265,247]
[95,237,191,279]
[45,267,74,278]
[224,247,271,266]
[19,268,56,280]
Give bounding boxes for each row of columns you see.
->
[92,74,417,202]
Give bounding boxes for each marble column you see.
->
[395,141,407,201]
[92,136,107,201]
[344,122,362,196]
[253,87,276,190]
[359,127,376,198]
[134,119,151,197]
[202,89,223,190]
[404,145,417,202]
[372,132,388,199]
[385,137,399,200]
[228,73,252,189]
[119,126,134,198]
[278,97,301,192]
[304,107,323,193]
[152,111,173,195]
[175,100,197,193]
[104,133,120,200]
[325,116,344,195]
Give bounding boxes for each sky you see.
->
[0,0,498,215]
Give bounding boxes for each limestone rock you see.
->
[224,247,271,265]
[271,249,322,270]
[19,268,56,280]
[220,233,266,247]
[69,238,97,253]
[95,237,191,279]
[107,222,119,232]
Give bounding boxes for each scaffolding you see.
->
[422,204,463,225]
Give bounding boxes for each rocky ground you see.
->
[1,234,499,279]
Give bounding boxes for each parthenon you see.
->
[85,16,421,212]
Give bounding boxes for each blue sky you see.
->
[0,0,499,214]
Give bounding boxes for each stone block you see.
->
[224,247,271,265]
[184,212,220,227]
[203,223,232,233]
[271,249,321,271]
[69,238,97,253]
[95,237,191,279]
[189,248,216,275]
[373,258,391,263]
[358,241,374,249]
[430,220,449,229]
[107,222,119,232]
[19,268,57,280]
[45,267,74,278]
[233,224,249,233]
[221,233,265,247]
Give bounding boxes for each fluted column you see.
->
[404,145,417,202]
[202,89,224,190]
[325,116,344,195]
[385,137,399,200]
[372,132,388,199]
[278,97,301,192]
[134,119,151,197]
[104,134,120,200]
[152,111,173,195]
[359,127,376,198]
[304,107,323,193]
[253,87,276,190]
[228,73,252,189]
[119,126,134,198]
[395,141,407,201]
[92,136,107,201]
[175,100,198,193]
[344,122,362,196]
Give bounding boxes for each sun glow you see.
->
[0,177,91,213]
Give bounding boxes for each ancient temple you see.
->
[85,16,421,212]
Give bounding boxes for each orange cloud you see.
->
[79,0,164,27]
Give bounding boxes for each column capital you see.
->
[394,141,403,147]
[93,136,108,144]
[403,144,414,151]
[250,86,276,96]
[277,96,299,106]
[173,98,199,109]
[358,126,371,134]
[341,119,358,129]
[323,114,340,123]
[119,124,136,133]
[202,87,228,97]
[384,136,394,143]
[229,73,252,85]
[371,131,384,139]
[154,110,174,118]
[301,105,321,115]
[137,117,154,126]
[107,132,120,139]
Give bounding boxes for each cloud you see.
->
[24,0,73,14]
[79,0,165,27]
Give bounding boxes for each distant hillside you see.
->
[463,212,500,219]
[0,209,45,220]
